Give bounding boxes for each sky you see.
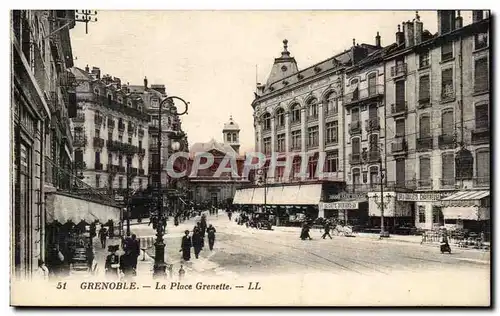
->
[69,10,473,154]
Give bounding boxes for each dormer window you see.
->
[117,97,123,104]
[151,98,159,108]
[127,100,133,107]
[107,94,112,105]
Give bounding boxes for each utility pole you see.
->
[126,155,131,237]
[379,157,385,237]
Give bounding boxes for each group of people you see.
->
[104,234,141,279]
[180,213,217,261]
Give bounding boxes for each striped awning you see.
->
[442,190,489,201]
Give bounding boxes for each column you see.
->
[300,107,307,181]
[318,101,325,153]
[285,111,290,153]
[270,114,276,154]
[256,121,263,153]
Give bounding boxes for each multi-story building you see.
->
[11,10,77,278]
[70,66,150,195]
[378,10,491,232]
[237,39,381,223]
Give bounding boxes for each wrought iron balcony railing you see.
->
[93,137,104,148]
[365,117,380,132]
[440,178,456,189]
[343,85,384,106]
[438,134,456,149]
[390,63,407,77]
[473,177,490,188]
[348,121,361,135]
[416,136,433,152]
[391,137,407,154]
[391,102,408,117]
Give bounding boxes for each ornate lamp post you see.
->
[153,96,189,277]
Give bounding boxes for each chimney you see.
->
[91,67,100,79]
[473,10,484,23]
[396,24,404,46]
[414,11,423,45]
[144,76,148,89]
[404,20,415,47]
[438,10,456,35]
[85,64,89,72]
[455,10,463,29]
[375,32,381,47]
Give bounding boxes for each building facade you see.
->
[11,10,77,278]
[70,66,150,195]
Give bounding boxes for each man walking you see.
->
[98,226,107,249]
[322,220,333,239]
[120,248,136,279]
[207,224,216,251]
[192,227,204,259]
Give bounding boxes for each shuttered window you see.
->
[370,166,379,186]
[474,58,488,93]
[395,80,405,110]
[419,157,431,180]
[441,110,454,136]
[368,73,377,96]
[441,153,455,181]
[476,150,490,181]
[441,41,453,60]
[419,115,430,138]
[475,102,489,129]
[351,108,360,122]
[396,159,406,186]
[419,75,430,102]
[352,137,360,154]
[441,68,454,99]
[395,119,405,137]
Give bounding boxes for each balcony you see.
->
[416,137,433,152]
[441,86,455,103]
[391,137,407,155]
[119,166,126,173]
[343,85,384,107]
[127,124,135,135]
[349,153,362,165]
[417,96,431,109]
[390,63,407,78]
[348,121,361,135]
[94,162,103,171]
[108,118,115,129]
[139,168,145,176]
[440,178,456,189]
[94,115,103,126]
[390,102,408,118]
[417,179,433,189]
[107,164,120,173]
[473,177,490,188]
[471,128,489,145]
[93,137,104,148]
[149,143,159,151]
[365,117,380,132]
[73,112,85,123]
[366,150,381,163]
[73,136,87,147]
[438,134,456,149]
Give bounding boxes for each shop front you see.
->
[396,192,455,230]
[367,192,413,232]
[319,200,369,226]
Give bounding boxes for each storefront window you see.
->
[418,206,426,223]
[432,206,444,225]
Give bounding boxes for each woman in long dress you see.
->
[180,230,192,261]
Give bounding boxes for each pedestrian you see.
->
[180,230,192,261]
[227,210,232,221]
[322,220,333,239]
[200,214,208,236]
[300,223,312,240]
[89,222,97,242]
[192,228,203,259]
[86,244,95,270]
[179,265,186,280]
[174,215,179,226]
[98,226,107,249]
[207,224,216,251]
[129,234,141,270]
[105,245,120,279]
[120,248,136,279]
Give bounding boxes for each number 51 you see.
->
[56,282,67,290]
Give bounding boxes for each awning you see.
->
[441,190,489,207]
[233,188,255,205]
[252,187,266,204]
[293,184,322,205]
[265,186,284,204]
[232,190,244,204]
[442,206,490,220]
[46,193,121,224]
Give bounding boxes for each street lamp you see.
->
[153,95,189,278]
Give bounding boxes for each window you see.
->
[107,131,112,141]
[396,159,406,187]
[308,126,319,147]
[419,75,430,103]
[95,151,101,164]
[419,156,431,186]
[419,115,430,138]
[74,150,84,165]
[139,157,143,170]
[276,134,285,152]
[263,137,271,154]
[308,155,318,179]
[291,130,301,150]
[432,206,443,225]
[291,104,301,123]
[368,73,377,96]
[395,80,405,109]
[351,78,359,100]
[351,108,360,122]
[474,32,488,50]
[151,99,159,108]
[233,133,238,142]
[108,153,112,165]
[441,68,454,99]
[418,206,426,223]
[128,137,132,144]
[476,150,490,184]
[139,178,143,188]
[118,135,123,142]
[119,176,123,188]
[325,92,338,115]
[325,150,338,173]
[475,102,489,129]
[139,140,143,149]
[369,134,379,155]
[441,41,453,61]
[441,110,454,136]
[369,166,379,186]
[276,166,285,182]
[352,137,360,154]
[151,115,159,127]
[325,121,338,144]
[276,108,285,127]
[308,98,318,118]
[263,113,271,130]
[118,155,123,167]
[95,175,100,188]
[352,168,361,186]
[395,119,405,137]
[107,94,112,105]
[95,129,101,139]
[474,57,488,93]
[292,157,301,178]
[441,152,455,182]
[419,51,430,68]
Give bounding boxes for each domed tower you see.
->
[223,115,240,155]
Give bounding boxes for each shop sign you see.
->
[329,192,366,200]
[396,192,454,202]
[321,201,359,210]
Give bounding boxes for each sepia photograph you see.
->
[9,8,491,307]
